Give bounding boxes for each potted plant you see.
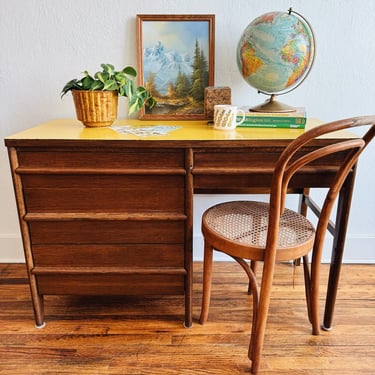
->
[61,63,156,127]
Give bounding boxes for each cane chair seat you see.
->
[203,200,315,261]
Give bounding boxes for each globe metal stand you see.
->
[250,94,296,113]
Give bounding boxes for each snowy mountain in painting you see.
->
[143,41,193,94]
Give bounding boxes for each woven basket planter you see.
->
[72,90,118,127]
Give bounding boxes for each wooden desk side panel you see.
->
[10,144,190,325]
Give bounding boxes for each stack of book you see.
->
[237,107,306,129]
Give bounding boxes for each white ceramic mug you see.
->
[213,105,245,130]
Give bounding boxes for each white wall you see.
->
[1,0,374,262]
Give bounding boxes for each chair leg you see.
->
[230,256,258,296]
[302,254,322,335]
[249,260,257,294]
[199,241,214,325]
[310,255,322,335]
[232,257,259,365]
[248,258,276,374]
[302,254,313,324]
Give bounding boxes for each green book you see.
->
[237,107,306,128]
[238,121,306,129]
[239,117,306,127]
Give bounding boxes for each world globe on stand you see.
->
[237,9,315,112]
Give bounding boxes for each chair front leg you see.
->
[248,256,277,374]
[199,241,214,325]
[230,256,259,363]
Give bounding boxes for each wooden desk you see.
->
[5,119,357,329]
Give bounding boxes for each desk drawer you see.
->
[16,149,185,169]
[32,244,184,268]
[192,147,348,169]
[193,148,281,169]
[35,274,185,295]
[192,148,277,191]
[28,220,185,245]
[22,174,185,212]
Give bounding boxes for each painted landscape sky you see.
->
[142,21,209,58]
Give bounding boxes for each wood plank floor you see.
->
[0,262,374,374]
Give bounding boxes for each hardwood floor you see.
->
[0,262,374,374]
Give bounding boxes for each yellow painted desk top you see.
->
[5,118,357,142]
[5,118,323,141]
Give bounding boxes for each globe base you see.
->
[250,94,296,113]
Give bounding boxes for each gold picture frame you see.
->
[137,14,215,120]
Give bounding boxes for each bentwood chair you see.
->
[199,116,375,374]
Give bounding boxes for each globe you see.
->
[237,9,315,112]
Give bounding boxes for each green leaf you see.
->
[147,97,157,109]
[60,79,80,98]
[103,80,118,91]
[95,72,110,83]
[135,86,148,98]
[101,63,115,75]
[81,76,95,90]
[122,66,137,77]
[123,80,135,98]
[118,85,125,96]
[128,96,142,114]
[95,72,102,82]
[90,80,104,90]
[114,72,126,84]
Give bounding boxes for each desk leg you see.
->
[323,167,357,331]
[184,149,194,328]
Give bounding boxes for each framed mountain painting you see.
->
[137,14,215,120]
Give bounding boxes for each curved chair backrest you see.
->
[265,116,375,262]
